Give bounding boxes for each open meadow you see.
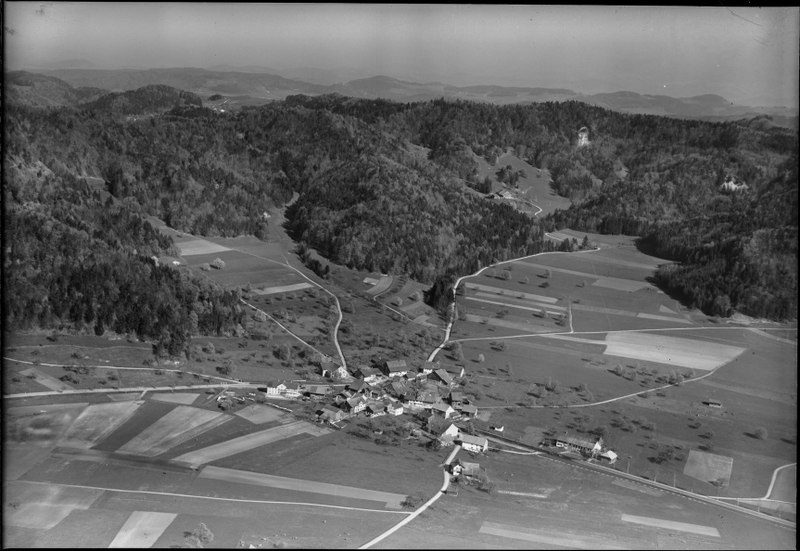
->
[441,236,797,507]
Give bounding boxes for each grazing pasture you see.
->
[684,449,734,486]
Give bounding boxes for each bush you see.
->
[753,427,768,440]
[211,258,226,270]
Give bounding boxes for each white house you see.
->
[431,401,456,419]
[457,433,489,454]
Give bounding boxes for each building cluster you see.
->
[254,358,490,453]
[542,433,618,464]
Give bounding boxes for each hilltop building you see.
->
[577,126,590,147]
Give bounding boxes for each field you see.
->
[471,149,572,216]
[3,389,447,549]
[375,451,795,549]
[439,234,797,505]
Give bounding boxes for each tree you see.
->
[211,257,226,270]
[753,427,768,440]
[477,353,485,363]
[184,523,214,548]
[581,234,590,249]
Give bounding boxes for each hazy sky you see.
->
[5,3,799,106]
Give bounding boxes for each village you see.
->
[214,356,620,470]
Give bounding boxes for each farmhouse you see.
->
[389,380,409,399]
[555,433,602,456]
[447,390,466,408]
[382,359,409,378]
[599,450,618,464]
[457,433,489,454]
[347,378,368,394]
[420,361,439,375]
[365,402,386,417]
[343,395,367,414]
[354,365,381,383]
[443,364,466,378]
[305,385,332,400]
[430,368,454,387]
[318,404,345,422]
[429,418,460,446]
[459,404,478,418]
[265,381,288,395]
[431,401,456,419]
[385,401,404,416]
[320,358,348,379]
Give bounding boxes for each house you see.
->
[577,126,590,147]
[355,365,381,384]
[414,390,440,409]
[317,404,345,422]
[305,385,332,400]
[720,175,748,193]
[703,399,723,408]
[428,418,460,446]
[457,433,489,453]
[459,461,483,480]
[265,381,288,396]
[555,433,602,456]
[447,390,466,408]
[347,378,368,394]
[285,382,302,398]
[429,368,454,387]
[389,380,409,399]
[320,358,348,379]
[420,361,439,375]
[443,364,465,378]
[365,402,386,417]
[599,450,618,464]
[460,404,478,418]
[343,395,367,414]
[431,401,456,419]
[385,401,404,416]
[382,359,408,378]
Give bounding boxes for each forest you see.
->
[4,78,797,355]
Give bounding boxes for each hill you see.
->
[34,68,798,125]
[3,88,797,357]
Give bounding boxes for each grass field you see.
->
[375,451,795,549]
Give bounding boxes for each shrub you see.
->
[211,258,226,270]
[753,427,768,440]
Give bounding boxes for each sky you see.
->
[4,3,799,107]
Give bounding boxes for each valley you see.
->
[4,67,796,548]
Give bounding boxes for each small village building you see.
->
[390,380,409,399]
[430,369,454,387]
[382,359,409,378]
[448,390,466,408]
[318,404,344,422]
[265,381,288,396]
[431,401,456,419]
[459,404,478,418]
[305,385,332,400]
[420,361,439,375]
[365,402,386,417]
[354,365,381,383]
[457,433,489,454]
[386,401,404,416]
[347,378,368,394]
[443,364,466,378]
[343,395,367,414]
[720,175,749,193]
[600,450,618,464]
[555,433,603,456]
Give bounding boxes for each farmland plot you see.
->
[117,405,232,457]
[58,401,143,449]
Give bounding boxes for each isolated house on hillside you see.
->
[720,175,748,193]
[577,126,590,147]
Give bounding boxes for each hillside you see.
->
[4,80,797,357]
[35,68,798,126]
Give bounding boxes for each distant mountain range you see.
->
[11,67,798,127]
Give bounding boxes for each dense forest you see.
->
[4,77,797,355]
